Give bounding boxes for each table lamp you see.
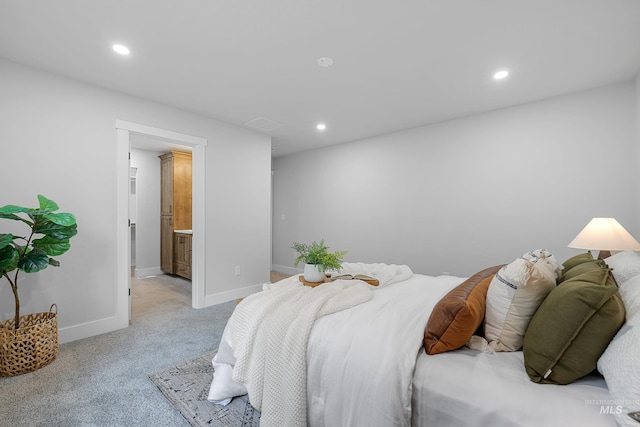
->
[568,217,640,259]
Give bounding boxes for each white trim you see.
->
[192,145,206,308]
[58,315,125,344]
[116,128,132,329]
[204,283,264,307]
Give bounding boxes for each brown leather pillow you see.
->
[424,265,504,355]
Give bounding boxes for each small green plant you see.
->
[292,239,347,272]
[0,195,78,330]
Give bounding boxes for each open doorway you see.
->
[115,120,207,328]
[129,141,193,320]
[129,140,192,277]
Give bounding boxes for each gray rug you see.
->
[149,350,261,427]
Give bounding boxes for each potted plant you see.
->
[292,239,347,282]
[0,195,78,376]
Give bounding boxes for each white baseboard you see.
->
[271,264,302,276]
[203,283,264,307]
[134,266,163,278]
[58,281,266,344]
[58,314,128,344]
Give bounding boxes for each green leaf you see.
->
[44,212,76,227]
[48,258,60,267]
[37,195,59,212]
[32,236,71,256]
[34,219,78,239]
[0,234,14,249]
[0,212,22,221]
[0,245,19,272]
[0,204,35,226]
[18,249,50,273]
[0,204,31,215]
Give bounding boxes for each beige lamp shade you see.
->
[568,218,640,251]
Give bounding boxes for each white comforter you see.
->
[235,278,372,426]
[209,275,378,427]
[412,347,613,427]
[209,263,416,427]
[306,273,465,427]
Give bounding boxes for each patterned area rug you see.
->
[149,350,261,427]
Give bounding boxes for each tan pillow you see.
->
[484,249,560,352]
[424,265,503,355]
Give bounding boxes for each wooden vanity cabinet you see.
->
[159,151,192,275]
[174,232,192,280]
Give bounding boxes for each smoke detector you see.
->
[317,57,334,68]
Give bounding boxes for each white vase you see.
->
[303,263,324,282]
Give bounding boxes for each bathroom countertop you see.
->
[173,229,192,234]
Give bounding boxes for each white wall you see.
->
[0,58,272,342]
[130,148,163,277]
[272,81,638,277]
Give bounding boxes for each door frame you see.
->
[115,120,207,326]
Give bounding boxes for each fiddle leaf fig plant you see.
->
[292,239,347,272]
[0,195,77,330]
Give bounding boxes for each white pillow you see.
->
[620,275,640,318]
[606,250,640,285]
[597,275,640,426]
[208,360,248,405]
[208,324,248,405]
[484,249,559,352]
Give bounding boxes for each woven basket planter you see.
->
[0,304,58,377]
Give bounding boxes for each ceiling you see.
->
[1,1,640,157]
[129,133,193,154]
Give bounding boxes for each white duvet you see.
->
[306,273,464,427]
[413,348,613,426]
[208,264,417,427]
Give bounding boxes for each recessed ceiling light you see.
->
[316,123,327,131]
[113,44,130,55]
[493,70,509,80]
[317,57,334,68]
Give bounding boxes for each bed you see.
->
[209,252,640,427]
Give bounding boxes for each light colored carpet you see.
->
[0,273,251,426]
[1,271,289,426]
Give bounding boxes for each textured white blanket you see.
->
[337,262,413,286]
[226,276,373,427]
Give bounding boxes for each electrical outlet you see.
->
[235,266,241,276]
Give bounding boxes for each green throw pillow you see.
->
[523,274,625,385]
[561,252,597,271]
[557,259,609,285]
